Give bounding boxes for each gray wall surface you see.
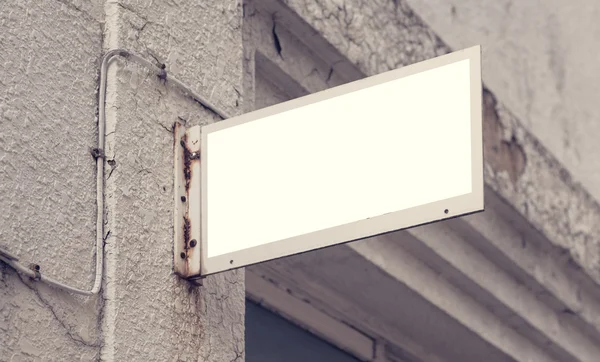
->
[1,1,246,361]
[404,0,600,202]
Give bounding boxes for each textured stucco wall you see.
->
[1,1,245,361]
[101,1,245,360]
[0,0,104,360]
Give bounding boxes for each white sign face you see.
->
[200,46,483,276]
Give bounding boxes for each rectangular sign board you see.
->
[176,46,483,278]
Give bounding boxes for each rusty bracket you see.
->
[173,123,203,280]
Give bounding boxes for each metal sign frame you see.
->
[175,46,483,278]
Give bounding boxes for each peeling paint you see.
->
[482,89,527,184]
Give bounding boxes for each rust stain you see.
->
[181,215,191,275]
[482,89,526,184]
[174,123,202,277]
[173,122,183,147]
[181,133,201,193]
[183,216,191,250]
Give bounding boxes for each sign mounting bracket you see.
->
[173,122,203,282]
[173,46,483,278]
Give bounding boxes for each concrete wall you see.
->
[1,1,245,361]
[403,0,600,203]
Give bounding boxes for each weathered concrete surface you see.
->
[0,0,103,360]
[280,0,600,286]
[403,0,600,204]
[101,1,245,361]
[279,0,448,75]
[246,3,600,360]
[1,0,246,361]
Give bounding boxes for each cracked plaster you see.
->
[100,1,245,361]
[2,0,246,361]
[1,0,104,360]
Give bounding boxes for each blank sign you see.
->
[200,46,483,275]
